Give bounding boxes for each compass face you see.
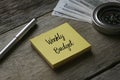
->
[98,5,120,25]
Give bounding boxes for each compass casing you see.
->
[92,2,120,35]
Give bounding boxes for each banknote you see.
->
[52,0,120,23]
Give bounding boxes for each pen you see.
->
[0,18,37,60]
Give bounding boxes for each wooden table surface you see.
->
[0,0,120,80]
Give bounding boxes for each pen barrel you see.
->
[16,18,36,39]
[0,37,17,60]
[0,18,36,60]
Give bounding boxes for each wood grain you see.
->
[91,63,120,80]
[0,0,58,34]
[0,13,120,80]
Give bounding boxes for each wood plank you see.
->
[0,13,120,80]
[0,0,58,34]
[91,63,120,80]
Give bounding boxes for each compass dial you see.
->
[98,7,120,25]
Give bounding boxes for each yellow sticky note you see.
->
[30,23,91,68]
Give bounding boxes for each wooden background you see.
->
[0,0,120,80]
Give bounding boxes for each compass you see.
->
[92,2,120,35]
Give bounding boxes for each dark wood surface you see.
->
[0,1,120,80]
[92,63,120,80]
[0,0,58,34]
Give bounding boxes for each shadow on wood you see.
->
[54,50,93,73]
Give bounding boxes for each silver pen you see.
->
[0,18,36,60]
